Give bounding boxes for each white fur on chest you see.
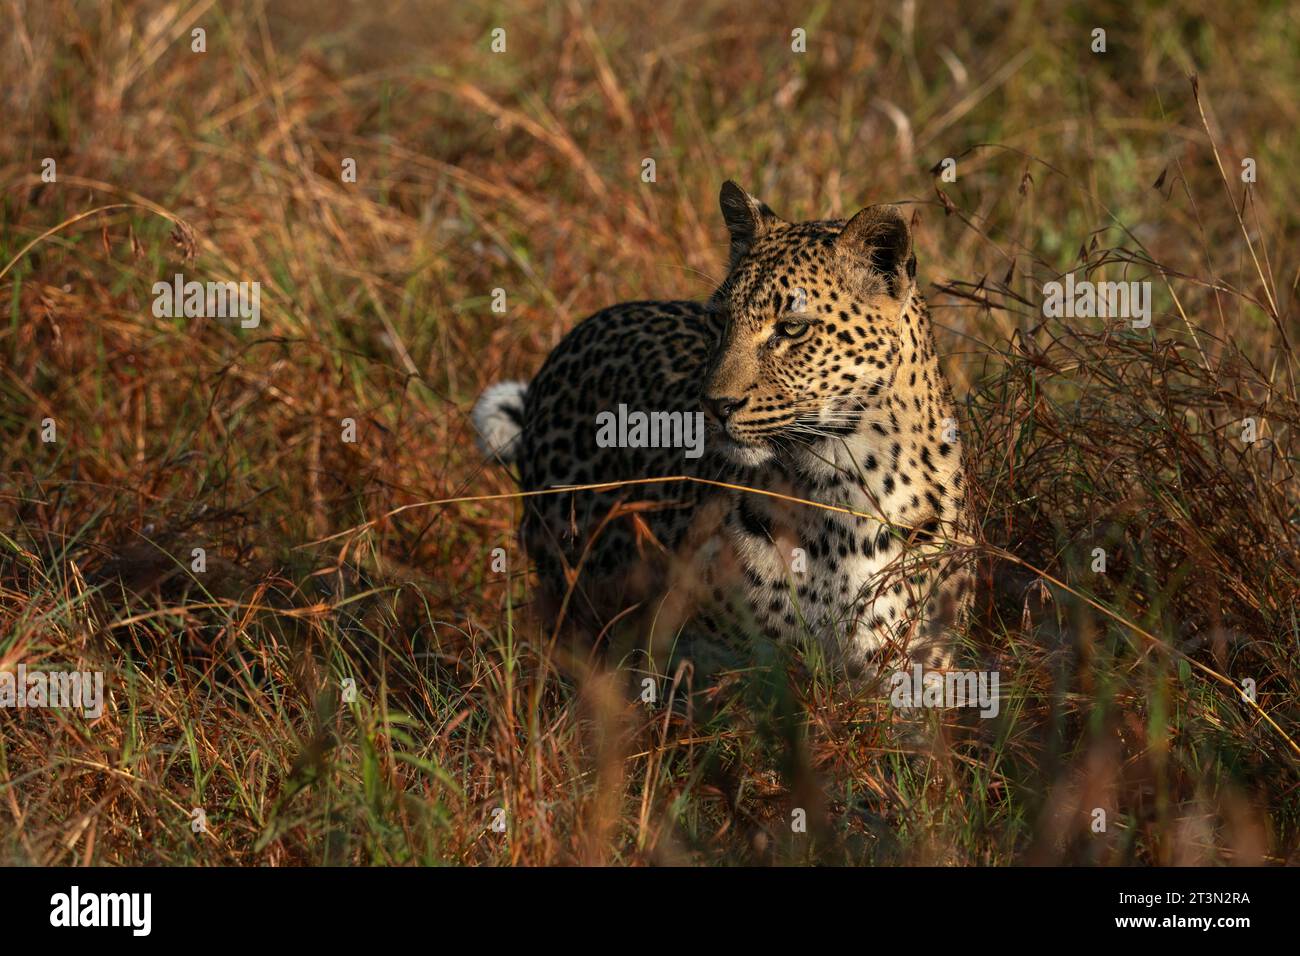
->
[723,480,911,660]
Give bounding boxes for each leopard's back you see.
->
[515,300,725,622]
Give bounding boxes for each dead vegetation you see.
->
[1,0,1297,864]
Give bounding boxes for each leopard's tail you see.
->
[471,380,528,466]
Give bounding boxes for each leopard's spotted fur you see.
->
[473,182,974,674]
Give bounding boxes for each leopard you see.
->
[472,181,975,678]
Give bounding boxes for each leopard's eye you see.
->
[775,320,812,341]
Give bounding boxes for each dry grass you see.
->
[1,0,1297,865]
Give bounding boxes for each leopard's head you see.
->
[702,181,918,466]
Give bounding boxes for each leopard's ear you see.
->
[836,204,916,295]
[719,181,782,270]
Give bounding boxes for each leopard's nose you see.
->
[703,395,746,423]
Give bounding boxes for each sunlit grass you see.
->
[1,0,1297,865]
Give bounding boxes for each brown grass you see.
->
[1,0,1297,865]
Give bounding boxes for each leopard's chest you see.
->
[715,486,911,656]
